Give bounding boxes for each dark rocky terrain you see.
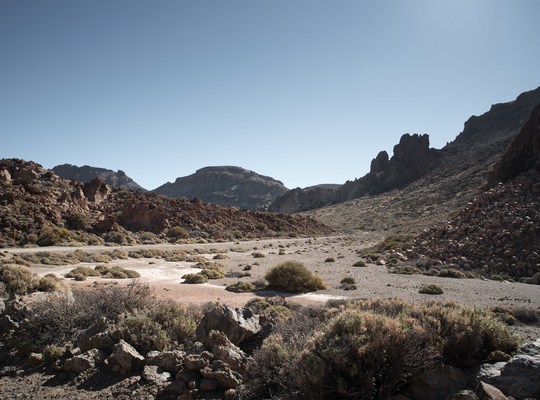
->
[0,159,329,248]
[53,164,146,191]
[153,166,288,211]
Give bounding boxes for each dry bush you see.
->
[264,261,326,293]
[512,307,539,324]
[146,300,200,347]
[436,268,467,279]
[0,264,41,295]
[200,268,224,279]
[182,273,208,284]
[296,310,439,399]
[419,284,443,295]
[226,281,256,293]
[65,266,100,279]
[353,259,367,267]
[113,314,169,354]
[252,252,265,258]
[38,273,63,292]
[94,265,140,279]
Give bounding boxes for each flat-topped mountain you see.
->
[52,164,145,191]
[153,166,288,211]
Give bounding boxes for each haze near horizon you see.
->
[1,0,539,190]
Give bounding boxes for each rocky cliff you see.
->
[0,159,330,247]
[269,133,441,214]
[153,166,288,211]
[52,164,145,191]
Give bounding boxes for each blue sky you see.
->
[1,1,539,190]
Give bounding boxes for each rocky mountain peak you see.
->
[52,164,145,191]
[154,166,288,211]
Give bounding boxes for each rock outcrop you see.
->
[268,184,339,214]
[153,166,288,211]
[488,103,540,186]
[52,164,145,191]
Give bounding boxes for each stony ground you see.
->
[2,235,539,398]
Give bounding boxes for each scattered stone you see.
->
[26,353,44,367]
[145,350,185,374]
[141,365,171,386]
[64,349,106,375]
[183,354,208,370]
[200,360,242,389]
[476,381,508,400]
[109,340,145,372]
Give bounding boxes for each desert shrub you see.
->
[490,306,516,325]
[264,261,326,293]
[65,266,101,279]
[139,232,161,244]
[376,235,412,251]
[24,233,39,245]
[512,307,539,324]
[200,268,224,279]
[94,265,140,279]
[37,226,76,246]
[353,260,367,267]
[226,281,256,293]
[65,212,89,231]
[419,284,443,295]
[42,344,64,364]
[243,265,252,271]
[324,257,335,263]
[0,264,41,295]
[166,226,189,240]
[437,268,467,279]
[225,271,251,278]
[182,273,208,284]
[388,265,421,275]
[38,273,62,292]
[114,315,169,354]
[146,300,199,347]
[262,305,293,322]
[213,253,228,260]
[103,231,128,245]
[295,310,439,399]
[252,278,268,290]
[252,252,265,258]
[340,276,357,291]
[18,281,153,351]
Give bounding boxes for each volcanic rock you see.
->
[52,164,145,191]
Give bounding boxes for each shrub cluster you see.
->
[264,261,326,293]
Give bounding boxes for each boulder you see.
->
[408,364,467,400]
[183,354,209,370]
[141,365,171,386]
[64,349,107,375]
[109,340,145,372]
[163,379,187,395]
[27,352,44,367]
[196,305,261,348]
[207,330,248,372]
[476,381,508,400]
[145,350,185,374]
[176,369,202,389]
[200,360,242,389]
[482,354,540,399]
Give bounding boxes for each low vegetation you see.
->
[264,261,326,293]
[182,273,208,284]
[225,281,257,293]
[419,284,444,295]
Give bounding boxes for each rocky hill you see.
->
[404,104,540,279]
[0,159,329,248]
[153,166,288,211]
[52,164,145,191]
[304,86,540,235]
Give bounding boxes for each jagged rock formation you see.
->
[268,184,339,214]
[269,133,441,214]
[488,103,540,186]
[305,87,540,235]
[0,159,330,247]
[404,106,540,279]
[52,164,145,191]
[153,166,288,211]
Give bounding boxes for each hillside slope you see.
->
[304,87,540,235]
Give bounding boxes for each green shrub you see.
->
[264,261,326,293]
[146,301,199,347]
[94,265,140,279]
[65,212,89,230]
[65,266,101,279]
[296,310,438,399]
[182,273,208,284]
[226,281,256,293]
[262,305,293,322]
[114,315,169,354]
[42,344,64,364]
[419,284,443,295]
[200,268,225,279]
[340,276,357,291]
[37,226,76,246]
[0,264,41,295]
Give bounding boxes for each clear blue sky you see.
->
[1,1,539,190]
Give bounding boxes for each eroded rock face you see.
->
[52,164,146,191]
[488,103,540,186]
